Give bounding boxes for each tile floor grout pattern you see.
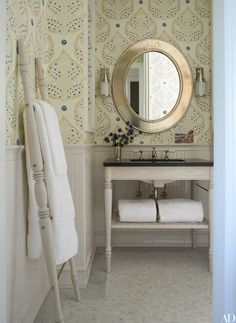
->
[35,247,212,323]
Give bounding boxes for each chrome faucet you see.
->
[164,150,169,160]
[139,150,144,160]
[152,147,157,160]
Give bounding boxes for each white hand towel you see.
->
[24,99,78,265]
[118,199,157,222]
[158,199,204,223]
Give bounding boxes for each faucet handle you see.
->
[152,147,157,159]
[139,150,144,160]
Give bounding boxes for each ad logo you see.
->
[223,314,236,323]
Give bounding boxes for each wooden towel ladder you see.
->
[17,39,80,323]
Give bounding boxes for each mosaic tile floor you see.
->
[35,248,212,323]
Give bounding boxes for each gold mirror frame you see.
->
[112,39,193,133]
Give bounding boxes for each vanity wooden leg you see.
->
[190,180,194,200]
[105,169,112,273]
[192,229,197,248]
[208,169,214,273]
[190,181,198,249]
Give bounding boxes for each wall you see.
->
[62,145,95,287]
[6,0,211,147]
[6,0,48,145]
[6,0,212,146]
[212,0,236,320]
[6,145,95,322]
[6,0,95,145]
[46,0,94,144]
[44,0,96,283]
[5,3,51,321]
[94,0,212,145]
[6,147,50,323]
[5,3,96,320]
[0,0,6,321]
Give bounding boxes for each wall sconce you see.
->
[100,67,110,97]
[195,67,207,97]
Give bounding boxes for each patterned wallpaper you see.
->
[46,0,94,144]
[6,0,48,145]
[6,0,212,146]
[6,0,94,145]
[94,0,212,145]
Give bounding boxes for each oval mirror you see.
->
[112,39,193,133]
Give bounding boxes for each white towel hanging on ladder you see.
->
[24,99,78,264]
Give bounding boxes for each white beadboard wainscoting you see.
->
[64,145,95,288]
[6,146,50,323]
[93,144,212,247]
[6,145,96,323]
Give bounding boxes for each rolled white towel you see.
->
[158,199,204,223]
[118,199,157,222]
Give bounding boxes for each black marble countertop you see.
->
[103,159,214,167]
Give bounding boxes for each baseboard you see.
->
[20,278,50,323]
[59,247,96,288]
[95,230,208,247]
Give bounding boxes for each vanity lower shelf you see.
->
[111,214,209,231]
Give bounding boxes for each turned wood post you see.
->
[18,39,64,323]
[35,55,80,302]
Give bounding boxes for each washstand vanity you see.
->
[103,158,213,273]
[103,39,213,273]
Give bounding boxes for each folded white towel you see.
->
[118,199,157,222]
[158,199,204,223]
[24,99,78,265]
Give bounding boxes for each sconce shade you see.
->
[195,67,206,97]
[100,67,110,97]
